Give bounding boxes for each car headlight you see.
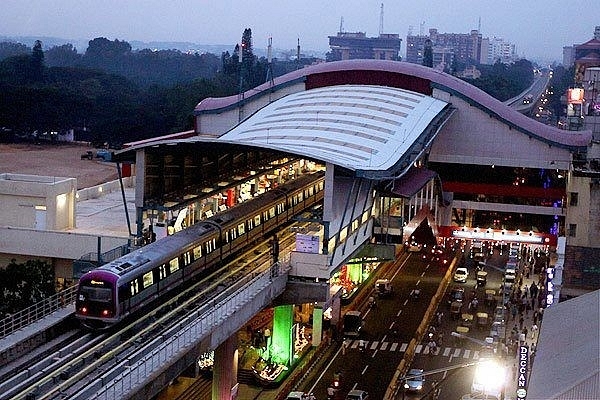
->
[404,383,409,389]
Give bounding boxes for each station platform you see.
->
[0,305,75,367]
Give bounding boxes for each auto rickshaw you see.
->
[476,312,489,329]
[476,270,488,286]
[450,301,462,320]
[485,289,496,307]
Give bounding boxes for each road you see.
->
[297,248,453,400]
[406,250,509,400]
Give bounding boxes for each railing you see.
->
[0,285,77,340]
[92,262,286,400]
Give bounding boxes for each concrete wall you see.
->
[428,94,572,170]
[195,82,305,136]
[0,227,129,260]
[0,173,76,230]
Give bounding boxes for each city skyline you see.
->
[1,0,598,63]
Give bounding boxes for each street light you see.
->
[472,359,508,400]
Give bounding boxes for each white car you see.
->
[453,267,469,283]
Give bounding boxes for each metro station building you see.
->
[115,59,599,308]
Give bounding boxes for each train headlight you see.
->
[81,307,87,314]
[102,310,110,316]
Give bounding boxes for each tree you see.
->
[30,40,45,82]
[0,259,55,318]
[45,43,82,67]
[423,39,433,68]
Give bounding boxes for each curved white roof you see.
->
[216,84,450,176]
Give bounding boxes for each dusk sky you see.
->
[2,0,598,63]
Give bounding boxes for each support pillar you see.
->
[212,335,239,400]
[312,307,323,347]
[272,305,294,366]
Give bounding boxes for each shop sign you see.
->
[517,345,529,399]
[296,233,320,254]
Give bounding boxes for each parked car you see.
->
[346,389,369,400]
[404,368,425,392]
[453,267,469,283]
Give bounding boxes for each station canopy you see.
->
[216,84,453,179]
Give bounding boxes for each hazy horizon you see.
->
[2,0,598,63]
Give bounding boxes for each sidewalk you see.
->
[502,263,545,400]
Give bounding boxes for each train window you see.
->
[193,245,202,259]
[230,228,236,240]
[237,222,245,235]
[308,186,314,196]
[224,231,229,243]
[254,214,261,226]
[184,251,192,266]
[130,280,140,296]
[205,237,216,253]
[276,202,285,214]
[142,271,154,288]
[352,219,359,232]
[159,264,167,279]
[169,257,179,273]
[318,181,324,191]
[247,218,254,230]
[269,207,275,218]
[80,286,112,302]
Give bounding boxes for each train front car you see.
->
[75,269,120,329]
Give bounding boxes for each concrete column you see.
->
[312,307,323,347]
[212,335,239,400]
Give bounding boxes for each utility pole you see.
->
[379,3,384,35]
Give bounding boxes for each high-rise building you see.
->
[327,32,402,61]
[405,28,482,67]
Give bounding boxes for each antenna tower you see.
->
[379,3,384,35]
[478,17,481,32]
[339,16,344,33]
[420,21,425,36]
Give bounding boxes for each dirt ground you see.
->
[0,143,119,189]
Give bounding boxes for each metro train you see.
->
[75,171,325,329]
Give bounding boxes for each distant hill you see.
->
[0,35,325,59]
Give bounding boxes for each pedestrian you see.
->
[511,304,517,321]
[531,323,538,339]
[523,285,529,298]
[533,310,539,325]
[523,326,528,339]
[519,331,526,345]
[327,386,335,400]
[525,265,530,279]
[519,315,524,330]
[342,339,348,355]
[522,296,529,315]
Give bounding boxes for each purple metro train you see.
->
[75,171,324,329]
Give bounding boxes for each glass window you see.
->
[238,222,246,235]
[81,286,112,302]
[193,245,202,259]
[169,257,179,273]
[269,207,276,219]
[159,265,167,279]
[183,251,192,266]
[254,214,261,226]
[568,224,577,237]
[142,271,154,288]
[569,192,578,206]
